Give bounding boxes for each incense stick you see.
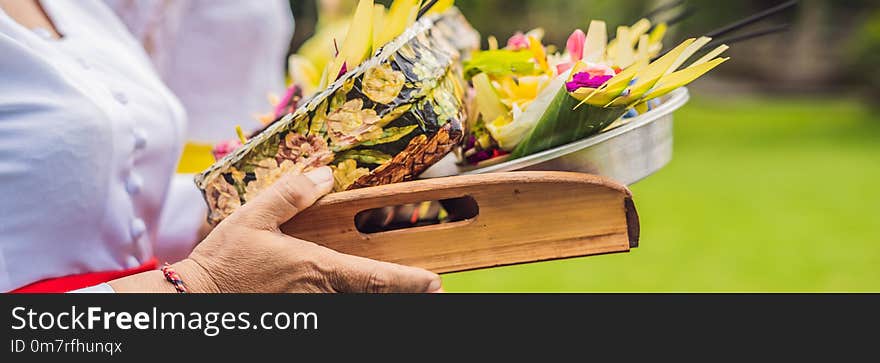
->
[417,0,440,20]
[705,0,798,38]
[643,0,687,21]
[706,23,790,49]
[654,0,797,60]
[645,3,696,34]
[663,6,697,27]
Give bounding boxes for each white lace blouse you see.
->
[0,0,189,291]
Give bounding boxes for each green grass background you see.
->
[443,95,880,292]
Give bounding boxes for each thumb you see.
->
[230,166,334,229]
[327,251,443,293]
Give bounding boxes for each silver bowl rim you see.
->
[462,87,691,175]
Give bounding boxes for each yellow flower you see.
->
[332,159,371,192]
[243,135,337,202]
[327,99,383,150]
[245,158,300,202]
[362,63,406,104]
[496,75,551,112]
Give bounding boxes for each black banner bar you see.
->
[2,294,876,360]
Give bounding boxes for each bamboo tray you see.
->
[282,172,639,274]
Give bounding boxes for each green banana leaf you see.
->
[510,86,627,159]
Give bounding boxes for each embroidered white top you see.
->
[0,0,189,291]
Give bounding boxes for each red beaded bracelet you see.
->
[161,263,188,293]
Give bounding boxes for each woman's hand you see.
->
[111,167,442,293]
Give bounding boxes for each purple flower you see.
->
[467,150,493,164]
[465,135,477,150]
[566,72,614,92]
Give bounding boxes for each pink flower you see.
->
[212,139,244,161]
[506,32,530,50]
[273,85,301,119]
[583,62,617,77]
[557,62,574,74]
[556,29,587,74]
[566,29,586,62]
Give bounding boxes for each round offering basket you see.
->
[453,87,690,185]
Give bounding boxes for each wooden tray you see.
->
[281,172,639,274]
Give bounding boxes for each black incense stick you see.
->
[645,2,696,34]
[687,24,791,66]
[707,23,790,49]
[643,0,687,21]
[663,5,697,27]
[654,1,797,60]
[417,0,440,20]
[705,0,798,39]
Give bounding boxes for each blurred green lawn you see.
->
[443,94,880,292]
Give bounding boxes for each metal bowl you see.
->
[449,87,690,185]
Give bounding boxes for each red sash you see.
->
[10,258,158,293]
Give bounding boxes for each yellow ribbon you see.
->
[178,125,247,174]
[176,142,216,174]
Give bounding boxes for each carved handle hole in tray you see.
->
[354,196,479,235]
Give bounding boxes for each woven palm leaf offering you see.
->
[195,0,479,225]
[460,19,730,166]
